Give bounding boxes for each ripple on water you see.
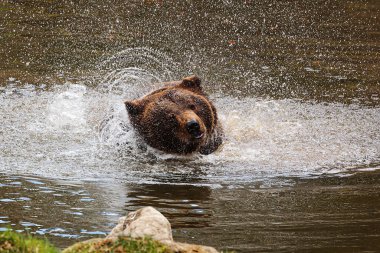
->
[35,227,66,235]
[80,230,107,236]
[20,221,42,228]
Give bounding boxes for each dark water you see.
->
[1,1,380,252]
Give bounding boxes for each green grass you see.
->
[0,230,170,253]
[0,230,59,253]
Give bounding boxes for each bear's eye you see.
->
[189,104,196,110]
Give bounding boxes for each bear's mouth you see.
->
[187,129,204,139]
[193,132,204,139]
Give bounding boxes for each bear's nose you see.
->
[186,120,200,131]
[186,120,203,139]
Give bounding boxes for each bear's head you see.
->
[124,76,217,154]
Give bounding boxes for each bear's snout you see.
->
[186,120,203,139]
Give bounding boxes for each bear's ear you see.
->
[124,100,143,116]
[180,75,202,92]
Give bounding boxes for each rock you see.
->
[107,206,173,244]
[168,241,219,253]
[107,206,219,253]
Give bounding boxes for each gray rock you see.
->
[107,206,173,243]
[108,206,219,253]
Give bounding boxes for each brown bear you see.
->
[124,75,223,155]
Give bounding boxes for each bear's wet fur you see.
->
[124,75,223,155]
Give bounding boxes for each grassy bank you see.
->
[0,230,169,253]
[0,230,59,253]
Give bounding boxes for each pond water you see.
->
[1,1,380,252]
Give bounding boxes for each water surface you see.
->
[1,1,380,252]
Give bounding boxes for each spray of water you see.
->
[1,47,379,186]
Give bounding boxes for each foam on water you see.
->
[1,48,380,186]
[47,84,89,132]
[210,98,380,176]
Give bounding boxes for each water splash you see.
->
[97,67,164,98]
[208,98,380,176]
[1,48,380,184]
[47,84,89,132]
[97,47,181,99]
